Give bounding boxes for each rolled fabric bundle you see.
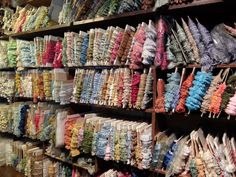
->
[209,83,227,117]
[96,0,112,17]
[142,20,157,65]
[74,31,87,66]
[7,40,17,68]
[119,26,136,65]
[186,71,213,112]
[155,79,165,113]
[154,16,168,70]
[200,70,224,116]
[86,29,95,65]
[122,68,131,108]
[188,17,205,58]
[42,35,57,67]
[211,24,236,64]
[17,40,35,67]
[111,69,121,106]
[89,71,102,104]
[141,68,153,109]
[166,36,177,69]
[220,72,236,113]
[0,40,8,68]
[107,0,120,16]
[181,18,200,64]
[169,33,185,67]
[225,92,236,117]
[80,34,89,66]
[34,37,44,67]
[93,29,105,65]
[110,30,124,65]
[105,27,121,65]
[129,71,141,108]
[175,69,195,113]
[135,69,148,109]
[196,19,216,70]
[129,23,146,69]
[53,39,63,68]
[87,0,105,19]
[117,69,125,107]
[164,70,181,112]
[175,21,195,64]
[118,0,141,14]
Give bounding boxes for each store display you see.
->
[1,6,50,34]
[153,129,236,177]
[0,1,236,177]
[72,68,153,109]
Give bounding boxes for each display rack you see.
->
[0,0,235,176]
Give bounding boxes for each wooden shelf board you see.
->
[168,0,224,10]
[44,153,96,174]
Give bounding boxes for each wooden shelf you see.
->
[0,0,227,40]
[168,0,224,10]
[0,166,25,177]
[153,169,167,175]
[9,23,71,39]
[44,153,96,174]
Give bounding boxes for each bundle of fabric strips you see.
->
[168,17,236,70]
[152,128,236,177]
[1,6,50,34]
[58,0,157,24]
[72,68,153,110]
[46,113,153,170]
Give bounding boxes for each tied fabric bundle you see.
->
[196,19,215,70]
[154,16,168,70]
[142,20,157,65]
[200,70,224,116]
[129,23,146,69]
[155,79,165,113]
[53,38,63,68]
[220,72,236,114]
[186,71,213,112]
[42,35,57,67]
[208,68,229,117]
[175,21,195,64]
[188,17,205,60]
[130,71,141,108]
[175,68,195,113]
[164,69,181,112]
[211,24,236,64]
[181,18,200,64]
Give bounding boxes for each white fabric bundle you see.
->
[56,111,68,148]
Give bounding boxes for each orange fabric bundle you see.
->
[155,79,165,113]
[175,73,194,113]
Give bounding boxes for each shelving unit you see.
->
[0,0,235,176]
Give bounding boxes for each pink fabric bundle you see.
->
[42,37,57,66]
[225,90,236,116]
[155,16,168,70]
[110,31,124,65]
[118,70,124,107]
[130,72,141,107]
[53,39,63,68]
[129,25,146,69]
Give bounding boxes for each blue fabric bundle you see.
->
[185,71,213,112]
[162,140,178,169]
[164,72,181,112]
[188,17,205,58]
[211,24,236,64]
[89,71,102,104]
[80,34,89,65]
[18,104,29,137]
